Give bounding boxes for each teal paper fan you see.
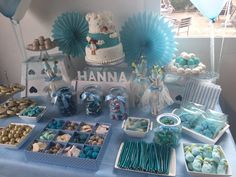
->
[52,12,88,57]
[120,12,177,67]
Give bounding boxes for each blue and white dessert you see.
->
[169,52,206,75]
[85,12,125,66]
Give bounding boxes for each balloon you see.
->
[0,0,31,22]
[190,0,229,21]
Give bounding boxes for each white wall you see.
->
[1,0,236,137]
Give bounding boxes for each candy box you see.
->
[114,142,176,176]
[0,123,35,149]
[122,117,152,138]
[183,143,232,177]
[18,106,46,123]
[172,109,230,144]
[24,119,111,170]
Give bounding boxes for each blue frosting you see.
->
[87,33,119,49]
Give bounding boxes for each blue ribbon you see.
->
[105,95,127,104]
[80,92,101,102]
[55,87,72,108]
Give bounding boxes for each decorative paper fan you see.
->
[52,12,88,57]
[120,12,177,67]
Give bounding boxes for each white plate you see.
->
[172,109,229,144]
[182,143,232,177]
[18,106,46,122]
[114,142,176,176]
[122,117,152,138]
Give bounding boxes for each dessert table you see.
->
[0,97,235,177]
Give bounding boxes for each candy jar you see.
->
[80,85,103,116]
[105,87,129,120]
[53,86,77,116]
[153,113,182,147]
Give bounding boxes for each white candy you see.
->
[192,68,200,74]
[171,65,178,72]
[189,53,196,58]
[177,68,185,74]
[199,63,206,69]
[185,68,192,74]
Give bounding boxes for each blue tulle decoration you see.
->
[52,12,88,57]
[120,12,177,67]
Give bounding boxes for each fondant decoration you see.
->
[85,12,125,66]
[120,12,177,67]
[52,12,88,57]
[130,57,149,107]
[26,36,55,51]
[169,52,206,75]
[106,87,128,120]
[142,65,173,116]
[184,144,230,175]
[190,0,228,21]
[153,113,182,147]
[182,79,221,110]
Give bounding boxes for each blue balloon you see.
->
[0,0,20,18]
[190,0,229,21]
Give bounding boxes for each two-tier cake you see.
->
[85,12,125,66]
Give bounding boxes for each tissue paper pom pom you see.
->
[52,12,88,57]
[120,12,177,67]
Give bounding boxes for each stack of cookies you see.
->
[26,36,56,51]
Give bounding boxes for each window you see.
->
[160,0,236,37]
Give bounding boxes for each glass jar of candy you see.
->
[54,87,77,116]
[80,85,103,116]
[153,113,182,147]
[105,87,129,120]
